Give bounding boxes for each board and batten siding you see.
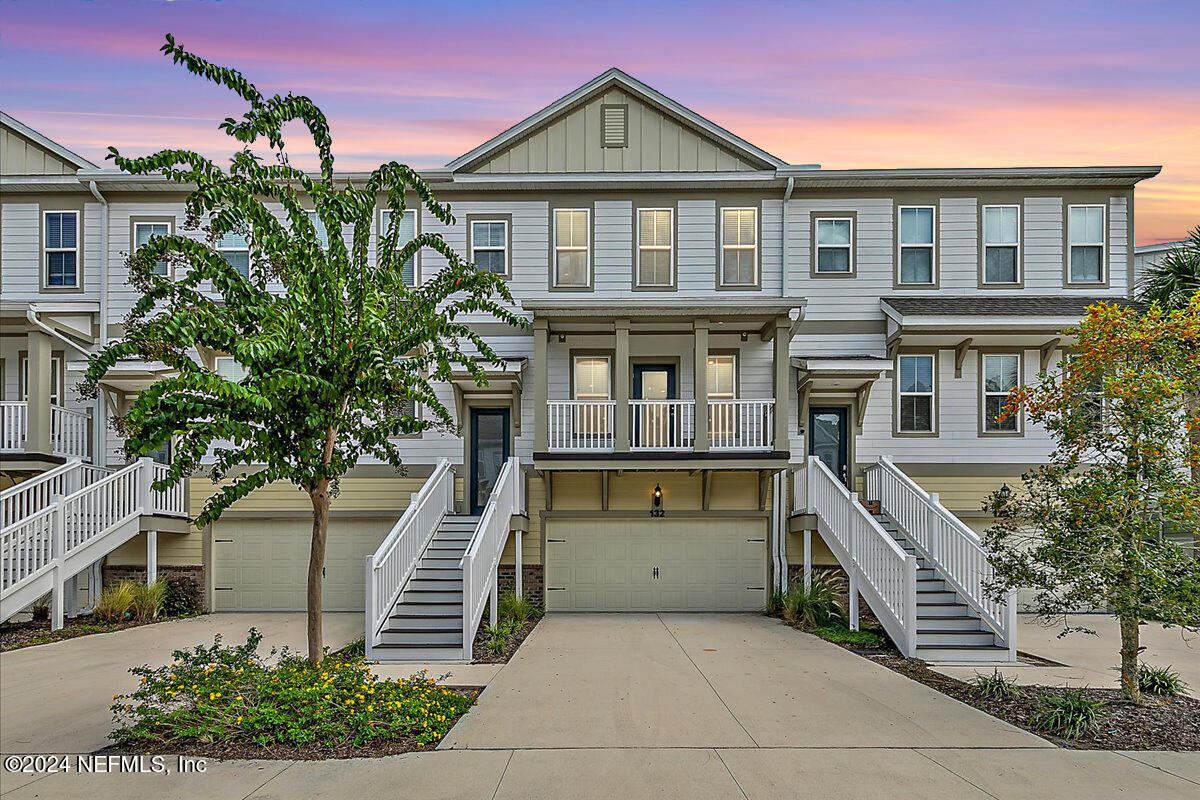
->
[0,126,79,175]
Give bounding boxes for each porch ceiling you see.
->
[523,299,805,335]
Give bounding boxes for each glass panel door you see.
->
[808,406,849,485]
[470,408,510,513]
[633,364,677,448]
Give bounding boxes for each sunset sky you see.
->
[3,0,1197,244]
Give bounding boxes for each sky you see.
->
[2,0,1198,244]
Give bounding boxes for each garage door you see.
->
[544,517,767,611]
[213,518,394,611]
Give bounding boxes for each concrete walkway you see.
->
[0,612,360,754]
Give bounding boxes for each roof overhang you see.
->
[523,300,804,336]
[449,358,526,395]
[776,165,1161,188]
[98,361,177,395]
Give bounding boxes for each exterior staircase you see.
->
[371,514,479,661]
[874,513,1011,663]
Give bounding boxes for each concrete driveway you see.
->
[0,612,359,754]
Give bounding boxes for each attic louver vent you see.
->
[601,104,628,148]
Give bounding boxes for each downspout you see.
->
[87,180,109,468]
[780,176,795,298]
[776,174,796,586]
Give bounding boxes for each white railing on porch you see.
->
[797,455,918,656]
[1,402,27,452]
[547,401,615,452]
[461,456,523,661]
[709,399,774,451]
[151,462,188,517]
[0,402,91,459]
[0,460,112,529]
[630,399,694,451]
[365,458,454,655]
[864,456,1017,658]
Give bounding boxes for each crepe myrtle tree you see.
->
[81,35,526,661]
[983,297,1200,703]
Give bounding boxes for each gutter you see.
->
[25,308,92,357]
[780,176,794,298]
[87,180,110,467]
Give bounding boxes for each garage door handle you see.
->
[746,538,765,543]
[547,538,566,543]
[215,539,233,543]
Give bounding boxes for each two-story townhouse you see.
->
[1,71,1158,659]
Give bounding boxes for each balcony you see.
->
[546,398,774,453]
[1,402,92,462]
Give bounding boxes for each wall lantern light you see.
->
[650,483,665,517]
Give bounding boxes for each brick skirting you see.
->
[497,564,545,607]
[102,564,208,612]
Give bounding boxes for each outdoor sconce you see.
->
[558,334,567,343]
[740,331,749,342]
[650,483,665,517]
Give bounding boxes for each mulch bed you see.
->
[0,615,191,652]
[470,617,540,664]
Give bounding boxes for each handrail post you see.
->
[137,457,154,513]
[50,501,65,631]
[927,491,941,564]
[805,455,817,513]
[364,555,377,658]
[1005,587,1019,661]
[461,558,474,661]
[904,556,918,657]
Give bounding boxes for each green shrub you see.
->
[782,572,846,629]
[161,574,204,618]
[30,594,51,622]
[971,669,1021,701]
[1137,663,1189,697]
[337,637,366,659]
[812,623,886,648]
[94,582,137,623]
[484,622,517,656]
[111,629,473,750]
[130,580,168,622]
[1033,688,1104,738]
[765,590,785,617]
[497,592,542,626]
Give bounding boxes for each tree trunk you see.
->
[307,480,331,662]
[1118,614,1142,703]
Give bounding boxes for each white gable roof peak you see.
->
[1,111,99,171]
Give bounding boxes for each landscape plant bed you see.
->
[0,614,192,652]
[471,616,539,663]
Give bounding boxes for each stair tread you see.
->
[917,643,1008,650]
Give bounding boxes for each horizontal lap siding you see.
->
[789,198,893,319]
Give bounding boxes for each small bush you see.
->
[1033,688,1103,738]
[1138,663,1188,697]
[497,592,542,626]
[484,621,517,656]
[111,629,473,750]
[30,594,51,622]
[130,580,168,622]
[971,669,1021,701]
[337,637,366,659]
[94,582,138,623]
[782,573,846,629]
[765,590,785,617]
[161,575,204,618]
[812,623,886,648]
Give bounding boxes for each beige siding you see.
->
[909,475,1020,514]
[0,125,77,175]
[187,475,461,514]
[108,531,204,567]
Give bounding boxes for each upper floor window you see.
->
[470,220,508,275]
[44,211,79,288]
[897,353,935,433]
[214,356,248,382]
[1068,204,1105,284]
[897,206,935,285]
[637,208,673,287]
[720,207,757,287]
[982,205,1020,284]
[217,230,250,278]
[814,217,853,274]
[554,209,590,288]
[706,354,736,399]
[982,353,1020,433]
[573,355,611,400]
[380,209,417,286]
[134,221,172,276]
[306,211,330,250]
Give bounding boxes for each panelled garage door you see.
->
[544,517,767,612]
[213,518,393,611]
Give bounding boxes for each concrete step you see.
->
[913,602,970,617]
[916,630,998,647]
[916,644,1012,663]
[400,589,463,603]
[915,590,959,604]
[370,643,464,661]
[915,615,984,631]
[378,629,463,646]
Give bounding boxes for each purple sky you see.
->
[3,0,1197,242]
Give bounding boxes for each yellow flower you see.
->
[235,695,243,702]
[236,716,243,724]
[324,694,331,700]
[345,699,354,705]
[367,705,373,712]
[209,693,216,700]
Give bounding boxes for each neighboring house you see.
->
[1133,239,1188,287]
[0,72,1159,661]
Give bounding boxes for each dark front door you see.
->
[809,406,849,485]
[632,364,678,448]
[470,408,510,514]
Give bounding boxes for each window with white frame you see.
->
[982,205,1020,284]
[982,353,1020,432]
[470,220,508,275]
[815,217,853,273]
[44,211,79,287]
[20,355,63,406]
[554,209,590,287]
[721,208,757,286]
[217,230,251,278]
[306,211,330,250]
[637,208,673,287]
[707,354,737,440]
[214,356,248,382]
[898,206,935,284]
[1068,205,1105,283]
[572,355,610,434]
[134,221,172,276]
[897,354,935,433]
[380,209,418,286]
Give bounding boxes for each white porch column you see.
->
[146,530,158,583]
[772,315,791,453]
[25,330,53,456]
[693,319,709,452]
[803,529,812,591]
[614,319,630,452]
[533,319,549,453]
[515,530,523,597]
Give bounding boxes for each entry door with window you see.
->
[809,406,849,485]
[632,364,678,449]
[470,408,510,514]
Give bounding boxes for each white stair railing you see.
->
[800,455,918,657]
[461,456,522,661]
[365,458,454,657]
[864,456,1016,658]
[0,460,112,529]
[1,402,27,452]
[50,406,91,459]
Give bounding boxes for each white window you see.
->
[573,355,610,435]
[1068,205,1105,284]
[306,211,330,250]
[897,354,935,433]
[217,230,250,278]
[134,221,172,276]
[982,354,1020,432]
[898,206,935,284]
[637,208,673,287]
[982,205,1020,284]
[554,209,590,287]
[721,208,757,286]
[470,220,508,275]
[706,354,736,399]
[214,356,248,382]
[380,209,417,286]
[44,211,79,287]
[815,217,853,274]
[20,355,64,406]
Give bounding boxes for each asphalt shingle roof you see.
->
[881,296,1143,317]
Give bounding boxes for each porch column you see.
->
[25,330,53,456]
[533,319,548,452]
[614,318,630,452]
[693,319,709,453]
[772,315,791,453]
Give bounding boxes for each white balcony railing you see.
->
[0,402,91,460]
[630,399,694,451]
[1,402,28,452]
[547,401,615,452]
[709,399,774,451]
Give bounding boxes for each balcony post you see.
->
[533,318,548,452]
[693,319,709,453]
[25,329,53,456]
[772,315,791,453]
[614,318,630,452]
